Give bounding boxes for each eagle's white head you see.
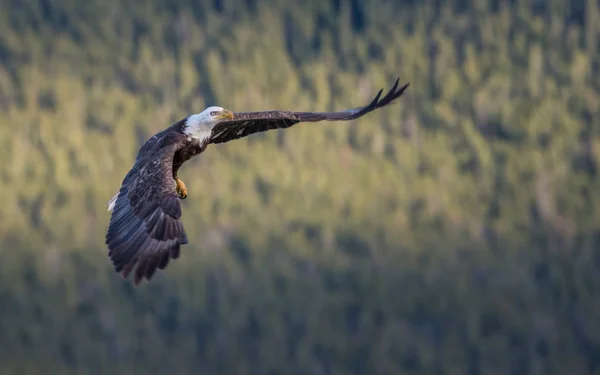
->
[183,106,234,141]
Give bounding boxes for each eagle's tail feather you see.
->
[107,191,119,212]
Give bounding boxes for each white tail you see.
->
[107,191,119,212]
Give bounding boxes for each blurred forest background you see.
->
[1,0,600,374]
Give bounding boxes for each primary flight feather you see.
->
[105,78,410,285]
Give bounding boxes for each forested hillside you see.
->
[1,0,600,374]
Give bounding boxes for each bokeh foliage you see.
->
[1,0,600,374]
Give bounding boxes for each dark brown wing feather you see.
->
[209,78,409,144]
[209,112,299,144]
[105,139,188,286]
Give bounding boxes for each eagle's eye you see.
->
[210,111,218,116]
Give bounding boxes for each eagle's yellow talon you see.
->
[175,178,188,199]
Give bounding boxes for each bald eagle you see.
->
[106,78,409,285]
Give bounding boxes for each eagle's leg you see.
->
[175,177,188,199]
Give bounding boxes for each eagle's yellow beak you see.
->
[217,109,234,121]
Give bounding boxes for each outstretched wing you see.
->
[105,142,187,286]
[209,78,409,144]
